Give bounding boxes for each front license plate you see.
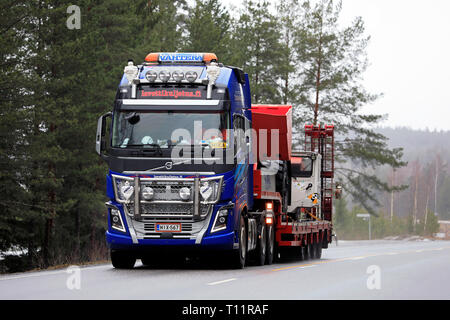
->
[156,223,182,233]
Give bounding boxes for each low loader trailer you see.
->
[95,52,335,268]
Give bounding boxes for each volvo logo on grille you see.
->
[165,162,173,170]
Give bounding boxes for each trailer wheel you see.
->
[111,250,136,269]
[315,241,323,259]
[231,215,247,269]
[307,242,315,260]
[301,245,309,260]
[254,222,267,266]
[265,224,275,265]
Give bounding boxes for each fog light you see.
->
[212,208,228,233]
[110,208,126,233]
[179,187,191,201]
[141,187,154,200]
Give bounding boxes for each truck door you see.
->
[233,114,250,211]
[288,155,320,212]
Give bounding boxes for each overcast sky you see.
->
[221,0,450,131]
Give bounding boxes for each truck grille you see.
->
[112,174,222,228]
[143,184,193,201]
[126,202,212,218]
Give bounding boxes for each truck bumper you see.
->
[106,230,235,253]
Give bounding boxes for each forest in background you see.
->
[334,127,448,240]
[0,0,430,272]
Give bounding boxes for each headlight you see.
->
[179,187,191,201]
[199,177,222,203]
[119,181,134,201]
[112,175,135,203]
[200,182,213,200]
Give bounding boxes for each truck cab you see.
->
[96,53,253,268]
[288,152,322,216]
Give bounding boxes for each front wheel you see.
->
[231,215,247,269]
[111,250,136,269]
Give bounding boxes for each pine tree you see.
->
[276,0,299,105]
[230,0,287,104]
[292,0,406,214]
[16,0,140,266]
[0,1,37,260]
[133,0,188,57]
[184,0,233,62]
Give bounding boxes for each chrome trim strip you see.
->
[123,171,217,175]
[134,176,140,220]
[122,206,139,244]
[195,208,215,245]
[122,99,220,106]
[193,176,200,221]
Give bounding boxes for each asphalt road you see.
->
[1,240,449,300]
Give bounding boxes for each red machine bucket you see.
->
[251,105,292,161]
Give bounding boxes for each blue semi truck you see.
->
[95,52,333,269]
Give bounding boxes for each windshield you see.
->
[291,157,313,178]
[112,111,230,149]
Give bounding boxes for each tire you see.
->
[254,222,267,266]
[301,244,309,260]
[141,257,152,266]
[265,224,275,265]
[111,250,136,269]
[231,215,247,269]
[315,241,323,259]
[307,242,315,260]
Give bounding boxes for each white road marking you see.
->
[0,264,110,281]
[299,265,317,269]
[349,256,366,260]
[207,278,237,286]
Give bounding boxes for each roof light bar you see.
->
[144,52,218,64]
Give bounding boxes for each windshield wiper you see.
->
[122,144,163,156]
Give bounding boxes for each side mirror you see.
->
[96,112,112,156]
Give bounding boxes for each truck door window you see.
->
[233,114,245,156]
[291,157,313,178]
